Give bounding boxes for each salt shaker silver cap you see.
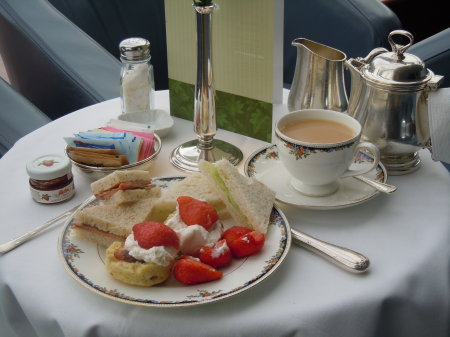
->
[119,38,151,62]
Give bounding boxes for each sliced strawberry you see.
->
[198,239,232,268]
[222,226,252,246]
[132,222,180,250]
[177,196,219,230]
[228,231,265,258]
[173,257,223,285]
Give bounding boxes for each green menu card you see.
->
[164,0,284,142]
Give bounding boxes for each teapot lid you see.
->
[362,30,432,87]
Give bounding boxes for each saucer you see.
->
[109,109,174,137]
[244,144,388,210]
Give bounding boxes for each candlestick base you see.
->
[170,139,243,172]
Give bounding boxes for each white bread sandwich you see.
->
[91,170,160,205]
[73,196,157,247]
[198,159,275,234]
[149,173,230,222]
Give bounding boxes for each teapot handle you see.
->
[388,30,414,60]
[427,73,444,91]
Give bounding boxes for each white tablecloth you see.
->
[0,91,449,337]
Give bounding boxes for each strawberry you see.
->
[173,256,223,285]
[222,226,252,246]
[177,196,219,230]
[228,231,265,258]
[39,159,57,167]
[132,222,180,250]
[198,239,232,268]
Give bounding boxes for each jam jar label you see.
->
[29,180,75,204]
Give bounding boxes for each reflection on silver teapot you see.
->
[287,30,444,175]
[346,30,443,175]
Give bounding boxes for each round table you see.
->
[0,91,449,337]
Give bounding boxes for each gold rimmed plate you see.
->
[58,176,291,307]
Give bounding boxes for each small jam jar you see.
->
[26,154,75,204]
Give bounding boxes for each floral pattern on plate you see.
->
[277,135,354,160]
[58,176,291,307]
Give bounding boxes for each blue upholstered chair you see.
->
[409,28,450,88]
[0,0,449,170]
[0,0,121,120]
[283,0,402,87]
[0,0,405,120]
[0,78,51,157]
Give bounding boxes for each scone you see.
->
[105,241,173,287]
[105,222,180,287]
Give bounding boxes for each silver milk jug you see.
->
[346,30,443,175]
[287,38,348,112]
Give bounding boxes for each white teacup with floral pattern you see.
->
[275,109,380,197]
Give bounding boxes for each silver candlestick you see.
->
[170,3,243,172]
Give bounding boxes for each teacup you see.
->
[275,109,380,197]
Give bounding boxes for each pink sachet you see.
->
[101,126,155,161]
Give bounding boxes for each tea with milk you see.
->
[279,118,355,143]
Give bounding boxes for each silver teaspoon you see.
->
[291,228,370,273]
[353,175,397,194]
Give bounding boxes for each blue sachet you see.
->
[64,130,142,163]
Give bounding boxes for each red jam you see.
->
[26,154,75,204]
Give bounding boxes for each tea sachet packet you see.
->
[100,126,155,161]
[65,131,141,163]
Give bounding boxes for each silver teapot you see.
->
[346,30,443,175]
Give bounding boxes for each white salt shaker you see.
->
[119,37,155,114]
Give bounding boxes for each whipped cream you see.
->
[165,206,222,255]
[209,241,228,258]
[124,234,178,267]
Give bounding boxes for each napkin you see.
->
[428,88,450,164]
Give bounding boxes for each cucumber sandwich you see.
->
[199,159,275,234]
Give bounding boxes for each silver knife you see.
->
[291,228,370,273]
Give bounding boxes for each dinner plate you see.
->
[244,144,388,210]
[58,176,291,307]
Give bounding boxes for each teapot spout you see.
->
[345,47,388,79]
[345,58,364,79]
[345,48,389,123]
[345,58,372,125]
